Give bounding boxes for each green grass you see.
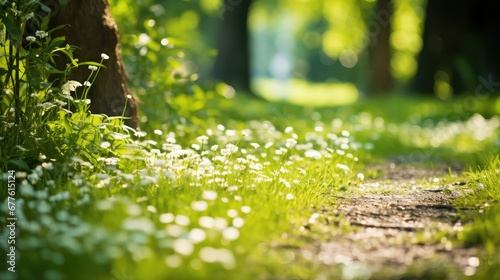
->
[450,156,500,279]
[1,94,362,279]
[2,93,500,279]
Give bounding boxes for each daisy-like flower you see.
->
[88,65,98,71]
[101,53,110,60]
[61,80,82,95]
[25,36,36,43]
[83,81,91,87]
[197,135,209,144]
[35,30,48,38]
[285,138,297,149]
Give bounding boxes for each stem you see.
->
[14,0,22,125]
[14,47,21,125]
[121,95,129,120]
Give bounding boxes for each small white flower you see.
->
[173,239,194,256]
[221,144,238,156]
[88,65,98,71]
[26,36,36,43]
[336,163,350,173]
[197,135,209,144]
[22,12,34,21]
[250,143,260,149]
[191,144,201,150]
[202,190,218,201]
[101,53,110,60]
[83,81,91,87]
[35,30,48,38]
[100,141,111,149]
[54,99,67,106]
[264,142,274,149]
[222,227,240,241]
[285,138,297,149]
[61,80,82,95]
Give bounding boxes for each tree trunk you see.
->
[48,0,139,128]
[410,0,468,95]
[367,0,393,95]
[213,0,253,94]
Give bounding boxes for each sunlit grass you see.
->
[253,78,359,106]
[2,93,500,279]
[450,156,500,279]
[0,111,361,279]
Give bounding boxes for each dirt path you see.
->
[302,164,480,279]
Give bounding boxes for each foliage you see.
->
[0,1,139,172]
[108,0,226,134]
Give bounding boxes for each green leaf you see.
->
[78,61,105,68]
[0,67,8,76]
[8,159,31,172]
[40,4,52,14]
[47,36,67,51]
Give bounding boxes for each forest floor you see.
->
[296,163,483,279]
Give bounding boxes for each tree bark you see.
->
[212,0,253,94]
[410,0,468,94]
[367,0,393,95]
[48,0,139,128]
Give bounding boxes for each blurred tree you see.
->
[368,0,393,95]
[411,0,500,96]
[47,0,139,128]
[410,0,468,95]
[212,0,254,94]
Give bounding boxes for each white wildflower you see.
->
[101,53,110,60]
[35,30,48,38]
[202,190,218,201]
[264,142,274,149]
[336,163,350,173]
[61,80,82,95]
[221,143,238,156]
[222,227,240,241]
[197,135,209,144]
[173,239,194,256]
[285,138,297,148]
[88,65,98,71]
[25,36,36,43]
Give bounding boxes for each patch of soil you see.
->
[306,164,480,278]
